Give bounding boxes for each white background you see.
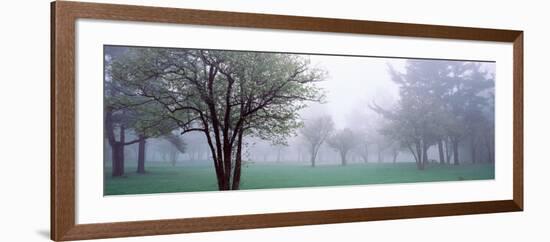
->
[0,0,547,241]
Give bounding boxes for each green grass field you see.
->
[104,162,495,195]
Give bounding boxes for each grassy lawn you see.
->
[104,162,495,195]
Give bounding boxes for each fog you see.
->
[308,55,403,129]
[106,51,495,167]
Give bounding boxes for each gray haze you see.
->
[107,53,495,167]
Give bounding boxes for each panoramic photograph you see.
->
[103,45,495,195]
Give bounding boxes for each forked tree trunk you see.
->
[205,122,247,191]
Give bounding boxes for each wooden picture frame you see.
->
[51,1,523,241]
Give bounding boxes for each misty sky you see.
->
[301,55,404,129]
[299,54,495,129]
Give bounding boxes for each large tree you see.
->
[373,60,494,169]
[110,48,326,190]
[300,115,335,167]
[439,62,494,164]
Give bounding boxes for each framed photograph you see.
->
[51,1,523,241]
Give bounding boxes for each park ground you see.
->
[104,162,495,195]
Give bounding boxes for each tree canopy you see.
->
[372,60,494,169]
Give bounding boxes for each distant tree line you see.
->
[298,60,494,170]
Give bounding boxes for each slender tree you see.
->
[354,131,371,163]
[300,115,335,167]
[327,128,358,166]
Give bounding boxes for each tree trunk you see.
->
[212,156,224,190]
[111,143,124,177]
[205,121,246,191]
[407,144,418,165]
[217,157,230,191]
[363,143,369,163]
[438,139,445,164]
[231,129,244,190]
[137,135,146,174]
[310,144,317,167]
[422,140,429,168]
[222,150,232,191]
[105,110,124,177]
[340,151,347,166]
[377,144,383,163]
[452,138,459,165]
[111,125,126,177]
[362,154,369,163]
[415,141,424,170]
[392,151,398,163]
[171,150,177,167]
[445,138,452,164]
